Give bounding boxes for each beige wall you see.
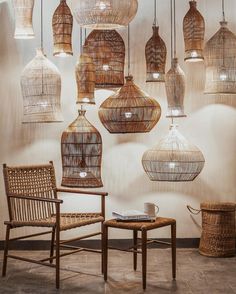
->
[0,0,235,240]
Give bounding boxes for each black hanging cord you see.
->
[222,0,225,21]
[128,24,131,76]
[173,0,176,58]
[40,0,43,49]
[170,0,173,60]
[153,0,157,26]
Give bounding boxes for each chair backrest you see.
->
[3,162,57,222]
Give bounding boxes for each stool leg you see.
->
[141,229,147,290]
[133,230,137,271]
[171,223,176,280]
[103,224,108,281]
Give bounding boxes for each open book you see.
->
[112,210,152,221]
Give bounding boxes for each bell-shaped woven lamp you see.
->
[21,48,63,123]
[13,0,35,39]
[183,0,205,62]
[98,75,161,133]
[61,109,103,188]
[72,0,138,29]
[84,29,125,89]
[142,124,205,182]
[52,0,73,57]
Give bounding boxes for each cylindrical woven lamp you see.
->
[21,48,63,123]
[84,29,125,89]
[13,0,35,39]
[61,109,103,188]
[142,124,205,182]
[145,26,167,82]
[183,0,205,62]
[72,0,138,29]
[204,21,236,95]
[52,0,73,57]
[98,75,162,134]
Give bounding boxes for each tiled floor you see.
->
[0,249,235,294]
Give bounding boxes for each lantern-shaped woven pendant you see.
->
[72,0,138,30]
[98,75,161,134]
[165,58,186,118]
[75,52,96,105]
[84,30,125,89]
[21,48,63,123]
[13,0,35,39]
[61,109,103,188]
[142,124,205,182]
[52,0,73,57]
[145,26,167,82]
[204,21,236,95]
[183,0,205,62]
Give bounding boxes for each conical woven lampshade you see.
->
[183,0,205,62]
[204,21,236,95]
[145,26,167,82]
[165,58,186,118]
[72,0,138,29]
[61,109,103,188]
[21,48,63,123]
[98,75,161,134]
[52,0,73,57]
[13,0,35,39]
[84,30,125,89]
[142,124,205,182]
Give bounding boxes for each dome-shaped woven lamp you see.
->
[142,124,205,182]
[72,0,138,30]
[183,0,205,62]
[61,109,103,188]
[21,48,63,123]
[52,0,73,57]
[13,0,35,39]
[84,29,125,89]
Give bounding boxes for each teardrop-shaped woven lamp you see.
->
[142,124,205,182]
[61,109,103,188]
[21,48,63,123]
[52,0,73,57]
[183,0,205,62]
[13,0,35,39]
[84,29,125,89]
[72,0,138,29]
[98,75,162,134]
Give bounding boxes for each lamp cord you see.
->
[128,24,131,76]
[173,0,176,58]
[153,0,157,26]
[41,0,43,49]
[170,0,173,61]
[222,0,225,21]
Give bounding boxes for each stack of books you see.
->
[112,210,154,221]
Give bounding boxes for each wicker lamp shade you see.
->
[52,0,73,57]
[142,124,205,182]
[165,58,186,118]
[72,0,138,29]
[204,21,236,95]
[13,0,35,39]
[21,48,63,123]
[183,0,205,62]
[61,109,103,188]
[98,75,161,134]
[145,26,167,82]
[84,29,125,89]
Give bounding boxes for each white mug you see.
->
[144,203,159,218]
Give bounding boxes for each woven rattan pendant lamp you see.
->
[72,0,138,30]
[98,25,161,134]
[142,124,205,182]
[61,109,103,188]
[13,0,35,39]
[165,0,186,118]
[84,29,125,89]
[52,0,73,57]
[145,0,167,82]
[204,0,236,95]
[183,1,205,62]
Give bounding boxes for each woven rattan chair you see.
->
[2,162,108,289]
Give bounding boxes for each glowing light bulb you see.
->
[99,1,107,10]
[102,64,110,71]
[169,162,176,169]
[82,97,90,103]
[79,172,87,178]
[152,72,160,79]
[56,52,69,58]
[40,101,48,108]
[219,68,227,81]
[172,109,180,116]
[190,51,198,58]
[124,112,132,119]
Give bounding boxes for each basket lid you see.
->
[200,202,236,212]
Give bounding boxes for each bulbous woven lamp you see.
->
[84,29,125,89]
[72,0,138,30]
[183,0,205,62]
[13,0,35,39]
[142,124,205,182]
[52,0,73,57]
[61,109,103,188]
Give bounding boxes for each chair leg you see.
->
[171,223,176,280]
[50,227,55,264]
[133,230,138,271]
[103,224,108,282]
[141,229,147,290]
[2,225,10,277]
[101,223,104,274]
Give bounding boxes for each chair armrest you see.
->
[9,194,63,204]
[57,188,108,197]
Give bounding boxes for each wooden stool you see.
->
[103,217,176,290]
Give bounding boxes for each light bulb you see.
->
[190,51,198,58]
[152,72,160,79]
[82,97,90,103]
[99,1,107,10]
[40,101,48,108]
[79,172,87,178]
[124,112,132,119]
[219,68,227,81]
[56,52,69,58]
[169,162,176,169]
[172,109,180,116]
[102,64,110,71]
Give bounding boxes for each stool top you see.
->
[104,217,176,231]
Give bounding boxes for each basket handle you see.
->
[187,205,201,215]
